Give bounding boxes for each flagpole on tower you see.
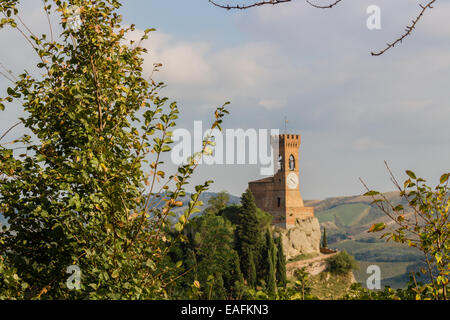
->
[284,117,288,134]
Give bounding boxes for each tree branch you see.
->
[208,0,291,10]
[89,55,103,131]
[371,0,436,56]
[0,121,22,142]
[306,0,343,9]
[209,0,439,56]
[41,0,54,42]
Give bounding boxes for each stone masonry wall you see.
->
[274,216,321,260]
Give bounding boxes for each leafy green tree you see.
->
[293,268,312,300]
[327,251,359,275]
[0,0,228,299]
[203,191,230,215]
[167,213,244,300]
[322,228,328,248]
[362,166,449,300]
[217,204,240,225]
[218,204,271,230]
[190,215,236,299]
[168,193,278,298]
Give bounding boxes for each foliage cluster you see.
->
[0,0,229,299]
[165,190,287,299]
[362,167,449,300]
[327,251,359,275]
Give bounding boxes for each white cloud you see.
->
[259,98,287,109]
[143,32,213,86]
[352,137,388,151]
[137,31,302,111]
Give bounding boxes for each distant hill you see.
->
[305,192,424,289]
[0,192,241,228]
[168,191,241,218]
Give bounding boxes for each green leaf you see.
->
[405,170,417,180]
[36,154,46,162]
[111,269,120,279]
[440,173,449,184]
[364,190,380,196]
[368,223,386,233]
[174,222,183,232]
[6,87,15,96]
[161,145,171,152]
[145,259,156,270]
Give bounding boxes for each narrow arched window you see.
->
[289,155,295,171]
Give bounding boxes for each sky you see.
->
[1,0,449,200]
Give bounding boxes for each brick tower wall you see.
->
[249,133,314,229]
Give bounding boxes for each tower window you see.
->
[277,197,281,207]
[289,155,295,171]
[278,155,283,171]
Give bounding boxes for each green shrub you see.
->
[327,251,359,274]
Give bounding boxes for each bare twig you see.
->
[306,0,342,9]
[0,70,15,84]
[208,0,343,10]
[0,122,22,142]
[359,176,415,233]
[16,14,38,40]
[383,160,431,228]
[209,0,439,56]
[41,0,54,42]
[0,61,17,82]
[371,0,437,56]
[208,0,291,10]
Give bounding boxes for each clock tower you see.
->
[249,134,314,229]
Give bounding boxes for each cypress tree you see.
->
[322,228,328,248]
[245,246,257,288]
[236,189,260,248]
[235,189,260,285]
[224,249,244,298]
[265,231,276,296]
[230,250,244,284]
[275,236,287,287]
[213,273,226,300]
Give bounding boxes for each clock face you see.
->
[287,172,299,189]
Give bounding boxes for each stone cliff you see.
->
[273,216,321,260]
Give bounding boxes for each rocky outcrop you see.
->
[274,216,321,260]
[286,253,337,277]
